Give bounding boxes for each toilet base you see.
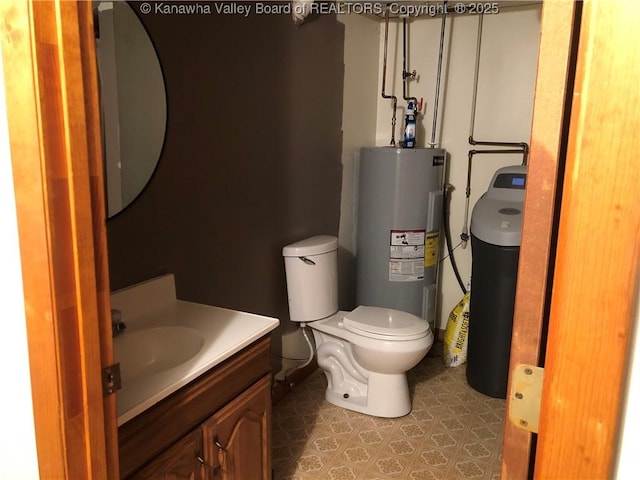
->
[324,371,412,418]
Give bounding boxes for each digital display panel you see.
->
[494,173,526,189]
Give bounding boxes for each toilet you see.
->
[282,235,433,418]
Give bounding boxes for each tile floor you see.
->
[272,346,505,480]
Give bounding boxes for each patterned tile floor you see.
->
[272,346,505,480]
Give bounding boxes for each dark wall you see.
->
[107,3,345,334]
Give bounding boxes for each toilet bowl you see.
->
[283,235,433,418]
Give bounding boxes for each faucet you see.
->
[111,309,127,337]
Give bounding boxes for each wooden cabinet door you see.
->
[129,428,206,480]
[202,375,272,480]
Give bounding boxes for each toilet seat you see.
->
[342,306,429,341]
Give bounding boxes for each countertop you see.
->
[111,276,279,426]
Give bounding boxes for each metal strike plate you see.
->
[509,364,544,433]
[102,362,122,397]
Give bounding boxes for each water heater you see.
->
[356,147,445,331]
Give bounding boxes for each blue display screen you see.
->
[494,173,526,189]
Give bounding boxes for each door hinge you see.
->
[509,364,544,433]
[102,363,122,397]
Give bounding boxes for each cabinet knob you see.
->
[213,436,226,472]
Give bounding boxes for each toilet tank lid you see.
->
[282,235,338,257]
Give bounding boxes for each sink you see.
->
[114,326,204,382]
[110,274,280,424]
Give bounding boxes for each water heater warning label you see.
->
[389,230,425,282]
[424,231,439,267]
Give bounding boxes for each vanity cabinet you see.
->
[120,337,272,479]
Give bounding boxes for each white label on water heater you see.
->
[389,230,425,282]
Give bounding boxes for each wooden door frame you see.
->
[504,0,640,477]
[534,0,640,477]
[502,0,581,477]
[0,1,118,478]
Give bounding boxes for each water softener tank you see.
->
[467,165,527,398]
[356,147,445,331]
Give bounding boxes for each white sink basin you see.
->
[110,274,280,425]
[114,326,204,382]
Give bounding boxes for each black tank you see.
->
[466,234,519,398]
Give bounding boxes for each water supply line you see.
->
[429,1,447,148]
[280,323,315,382]
[444,183,467,294]
[468,15,529,157]
[381,7,398,146]
[402,17,419,108]
[460,12,530,249]
[298,324,315,370]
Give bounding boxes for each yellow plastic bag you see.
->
[443,292,470,367]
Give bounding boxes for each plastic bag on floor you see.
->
[443,291,471,367]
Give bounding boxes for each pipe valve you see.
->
[460,231,469,249]
[403,69,417,80]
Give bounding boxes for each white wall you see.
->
[615,273,640,479]
[0,42,40,479]
[435,6,541,328]
[341,5,542,329]
[337,13,380,308]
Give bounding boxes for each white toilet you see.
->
[282,235,433,418]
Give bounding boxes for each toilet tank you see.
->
[282,235,339,322]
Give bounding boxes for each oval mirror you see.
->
[95,1,167,218]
